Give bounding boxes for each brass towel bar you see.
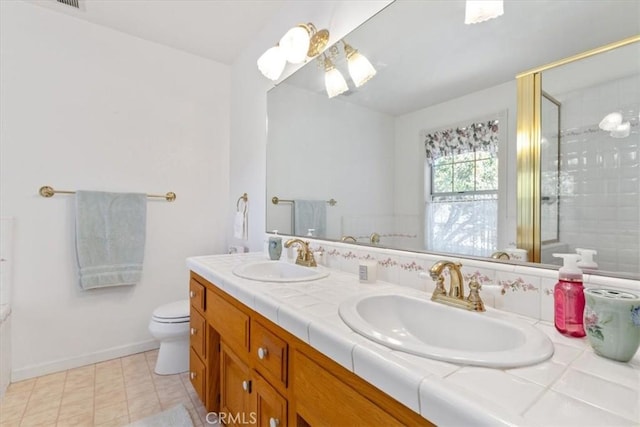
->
[39,186,177,202]
[271,196,337,206]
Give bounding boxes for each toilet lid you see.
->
[152,299,190,322]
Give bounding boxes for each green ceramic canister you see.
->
[584,288,640,362]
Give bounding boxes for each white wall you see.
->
[0,2,230,379]
[266,83,395,238]
[393,81,518,252]
[229,0,393,252]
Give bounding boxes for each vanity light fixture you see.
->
[257,22,330,81]
[323,54,348,98]
[342,40,377,87]
[465,0,504,24]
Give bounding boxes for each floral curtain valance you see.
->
[423,120,500,163]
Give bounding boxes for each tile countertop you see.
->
[187,253,640,427]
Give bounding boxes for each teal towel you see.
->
[75,191,147,289]
[294,200,326,237]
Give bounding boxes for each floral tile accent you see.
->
[400,261,424,272]
[495,272,541,318]
[378,257,398,268]
[499,277,540,294]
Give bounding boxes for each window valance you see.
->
[423,120,500,163]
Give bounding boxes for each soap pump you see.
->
[553,253,585,337]
[576,248,598,270]
[268,231,282,261]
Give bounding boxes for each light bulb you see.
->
[257,46,286,81]
[323,55,348,98]
[610,121,630,138]
[279,25,310,64]
[343,41,376,87]
[599,112,623,131]
[465,0,504,24]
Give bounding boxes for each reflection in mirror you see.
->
[538,41,640,275]
[266,0,640,280]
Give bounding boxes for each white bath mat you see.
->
[126,404,194,427]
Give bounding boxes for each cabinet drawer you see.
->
[189,278,206,312]
[251,321,288,387]
[190,308,206,359]
[189,348,206,403]
[206,289,249,354]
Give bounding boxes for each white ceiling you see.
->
[29,0,288,65]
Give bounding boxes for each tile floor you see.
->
[0,350,209,427]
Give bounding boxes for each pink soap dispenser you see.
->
[553,253,585,337]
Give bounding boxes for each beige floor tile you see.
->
[94,371,122,387]
[94,389,126,411]
[0,401,26,422]
[93,413,129,427]
[0,419,22,427]
[152,375,182,390]
[23,394,61,418]
[0,390,31,410]
[93,400,128,425]
[127,404,163,423]
[94,380,124,398]
[122,370,152,387]
[5,379,36,395]
[55,413,94,427]
[125,394,159,415]
[57,396,94,421]
[156,385,190,406]
[19,404,59,426]
[62,385,94,405]
[124,381,155,400]
[34,371,66,387]
[94,359,121,371]
[31,381,64,400]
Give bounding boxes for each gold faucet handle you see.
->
[466,278,486,312]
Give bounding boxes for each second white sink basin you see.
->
[339,293,553,368]
[232,261,329,283]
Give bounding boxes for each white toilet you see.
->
[148,299,190,375]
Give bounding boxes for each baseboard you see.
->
[11,339,160,382]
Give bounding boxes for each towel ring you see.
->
[237,193,248,212]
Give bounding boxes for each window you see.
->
[423,119,500,256]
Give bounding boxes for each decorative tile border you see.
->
[284,235,638,322]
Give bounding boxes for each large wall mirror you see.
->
[266,0,640,280]
[517,36,640,278]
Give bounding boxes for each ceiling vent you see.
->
[56,0,84,10]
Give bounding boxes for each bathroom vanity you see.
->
[188,253,639,426]
[188,268,432,426]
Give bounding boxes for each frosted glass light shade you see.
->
[599,112,623,131]
[323,56,348,99]
[610,121,630,138]
[465,0,504,24]
[257,46,286,81]
[279,26,310,64]
[347,50,376,87]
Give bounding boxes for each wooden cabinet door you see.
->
[220,343,252,427]
[253,371,287,427]
[189,348,206,402]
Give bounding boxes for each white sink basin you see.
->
[339,293,554,368]
[232,261,329,283]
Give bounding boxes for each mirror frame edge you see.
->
[516,34,640,263]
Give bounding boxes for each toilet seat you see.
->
[152,300,190,323]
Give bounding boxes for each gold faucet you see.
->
[284,239,317,267]
[429,260,485,312]
[369,232,380,244]
[491,251,511,260]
